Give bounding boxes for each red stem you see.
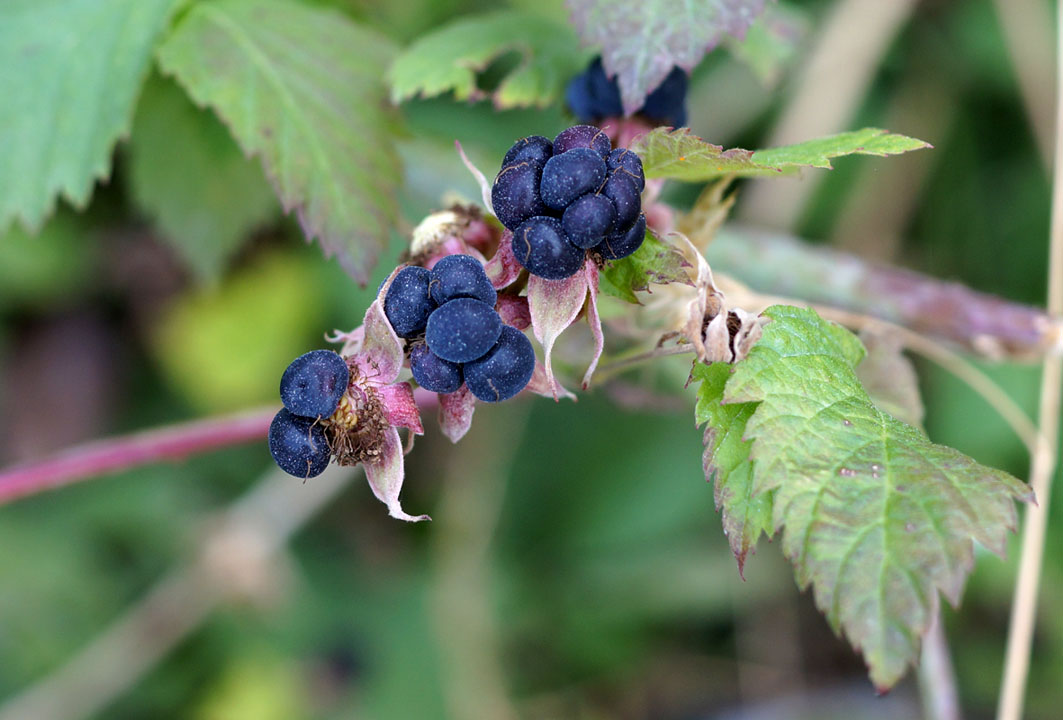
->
[0,407,278,506]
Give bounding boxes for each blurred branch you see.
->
[709,227,1062,362]
[0,464,358,720]
[918,610,962,720]
[998,2,1063,717]
[738,0,919,230]
[991,0,1055,168]
[0,406,277,506]
[429,403,531,720]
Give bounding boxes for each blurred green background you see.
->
[1,0,1061,718]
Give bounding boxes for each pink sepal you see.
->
[438,385,477,443]
[364,427,430,522]
[378,382,424,435]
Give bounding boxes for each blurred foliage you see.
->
[1,0,1062,718]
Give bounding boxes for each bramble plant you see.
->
[1,1,1060,718]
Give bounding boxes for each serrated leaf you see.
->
[723,305,1031,689]
[631,127,931,182]
[753,128,933,169]
[598,230,691,304]
[156,0,400,285]
[0,0,179,232]
[567,0,768,114]
[856,331,925,430]
[128,75,278,280]
[388,10,590,109]
[693,362,773,576]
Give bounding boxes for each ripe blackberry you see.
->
[269,409,331,478]
[280,349,350,419]
[384,266,434,338]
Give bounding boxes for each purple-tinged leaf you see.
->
[567,0,768,114]
[156,0,400,284]
[693,361,772,577]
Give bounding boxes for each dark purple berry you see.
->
[595,213,646,261]
[641,66,688,126]
[512,216,586,280]
[384,266,433,338]
[539,148,607,211]
[464,326,536,402]
[607,148,645,192]
[269,409,331,478]
[565,72,599,124]
[280,349,349,418]
[569,57,623,121]
[409,343,463,394]
[602,171,640,232]
[561,193,616,249]
[425,297,503,363]
[429,254,497,307]
[502,135,552,168]
[553,125,611,157]
[491,162,548,231]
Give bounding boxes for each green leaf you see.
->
[753,128,933,169]
[693,362,773,577]
[631,127,932,182]
[156,0,401,285]
[0,0,180,232]
[388,11,590,109]
[567,0,768,114]
[598,231,691,304]
[855,331,925,430]
[722,305,1031,689]
[128,75,278,280]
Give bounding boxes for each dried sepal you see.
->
[675,233,765,364]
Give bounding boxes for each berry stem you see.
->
[0,407,278,506]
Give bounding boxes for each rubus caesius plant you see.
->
[1,1,1060,718]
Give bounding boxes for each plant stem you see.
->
[997,3,1063,717]
[710,227,1061,362]
[919,610,963,720]
[429,402,531,720]
[0,407,277,506]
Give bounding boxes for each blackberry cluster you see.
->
[492,125,647,279]
[384,255,536,402]
[566,57,688,129]
[269,349,350,478]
